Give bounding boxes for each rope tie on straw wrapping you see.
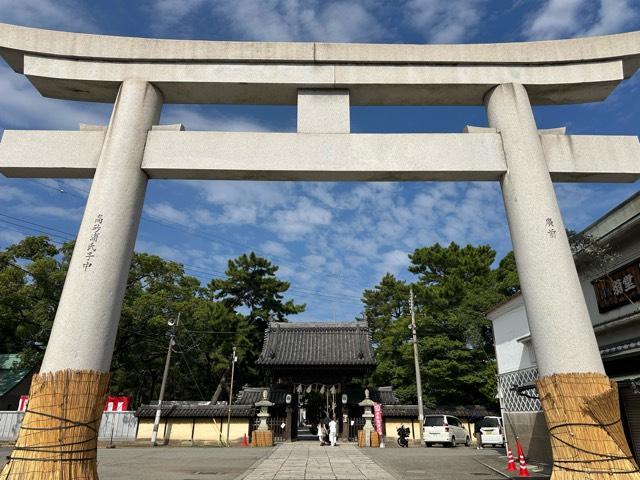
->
[7,409,101,463]
[548,419,640,475]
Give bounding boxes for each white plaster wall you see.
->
[490,296,535,374]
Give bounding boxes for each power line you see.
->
[26,179,368,288]
[173,338,207,400]
[0,210,360,304]
[180,264,360,303]
[0,213,77,238]
[0,224,66,246]
[178,261,360,302]
[0,219,73,243]
[0,206,364,307]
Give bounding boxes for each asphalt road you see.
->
[0,446,270,480]
[0,444,550,480]
[364,444,550,480]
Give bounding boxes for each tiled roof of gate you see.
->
[135,402,254,418]
[256,321,376,367]
[234,386,400,405]
[234,387,288,405]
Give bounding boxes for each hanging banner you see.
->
[373,402,383,435]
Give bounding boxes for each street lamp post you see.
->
[409,288,424,444]
[225,346,237,447]
[151,313,179,447]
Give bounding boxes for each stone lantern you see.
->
[254,390,274,447]
[358,389,375,447]
[256,389,273,431]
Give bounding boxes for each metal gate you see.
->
[348,417,365,442]
[250,416,286,443]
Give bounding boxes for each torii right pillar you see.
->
[486,83,640,479]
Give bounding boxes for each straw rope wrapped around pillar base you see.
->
[0,370,110,480]
[537,372,640,479]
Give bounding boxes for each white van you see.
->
[478,416,505,447]
[423,415,470,447]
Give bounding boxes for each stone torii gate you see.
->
[1,22,640,479]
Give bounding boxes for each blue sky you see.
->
[1,0,639,322]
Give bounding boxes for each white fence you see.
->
[0,411,138,442]
[0,412,23,441]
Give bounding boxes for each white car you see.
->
[478,416,505,447]
[423,415,470,447]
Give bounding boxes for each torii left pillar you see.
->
[1,80,162,480]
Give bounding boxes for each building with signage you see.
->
[488,191,640,463]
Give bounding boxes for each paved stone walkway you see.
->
[238,443,396,480]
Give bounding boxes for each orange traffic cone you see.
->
[515,439,530,477]
[241,433,249,447]
[505,443,517,471]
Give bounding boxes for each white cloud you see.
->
[554,183,640,230]
[271,197,333,239]
[526,0,638,40]
[303,254,326,269]
[0,184,34,203]
[210,0,387,42]
[148,0,207,20]
[0,0,98,32]
[145,202,192,227]
[161,106,273,132]
[189,181,291,225]
[196,181,288,208]
[0,67,111,131]
[405,0,487,43]
[135,239,193,265]
[376,249,409,276]
[261,240,290,258]
[584,0,638,36]
[0,229,26,246]
[145,0,387,42]
[14,204,82,220]
[191,208,216,226]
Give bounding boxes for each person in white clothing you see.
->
[318,421,326,446]
[328,417,337,446]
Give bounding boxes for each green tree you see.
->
[0,236,68,363]
[362,242,520,407]
[0,237,289,405]
[109,252,247,403]
[206,252,306,387]
[207,252,305,330]
[361,273,409,344]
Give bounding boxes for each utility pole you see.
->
[409,288,424,444]
[225,346,237,447]
[151,313,179,446]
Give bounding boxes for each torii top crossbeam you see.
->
[1,22,640,105]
